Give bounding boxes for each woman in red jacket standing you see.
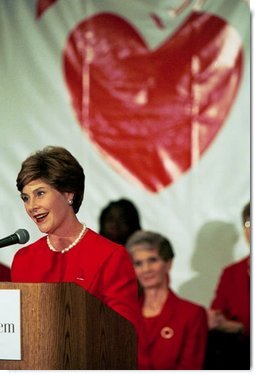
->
[205,202,250,369]
[126,230,208,370]
[10,146,149,369]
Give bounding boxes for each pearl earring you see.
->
[68,199,73,205]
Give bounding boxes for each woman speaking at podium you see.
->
[11,145,147,367]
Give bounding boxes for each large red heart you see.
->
[63,12,243,192]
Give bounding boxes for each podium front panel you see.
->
[0,282,137,369]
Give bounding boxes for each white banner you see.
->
[0,0,250,307]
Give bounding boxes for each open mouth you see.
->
[34,213,48,223]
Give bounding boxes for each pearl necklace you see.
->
[47,224,87,254]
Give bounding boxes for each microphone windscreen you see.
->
[15,229,30,244]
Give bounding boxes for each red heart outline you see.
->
[63,11,243,192]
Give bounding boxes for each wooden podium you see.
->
[0,282,137,370]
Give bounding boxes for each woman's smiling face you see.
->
[132,246,171,290]
[21,178,73,234]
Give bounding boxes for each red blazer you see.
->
[11,228,139,326]
[0,262,11,281]
[141,289,208,370]
[210,256,250,335]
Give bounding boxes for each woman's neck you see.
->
[143,284,169,317]
[48,218,85,250]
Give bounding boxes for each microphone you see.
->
[0,229,30,248]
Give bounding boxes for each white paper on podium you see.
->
[0,289,21,360]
